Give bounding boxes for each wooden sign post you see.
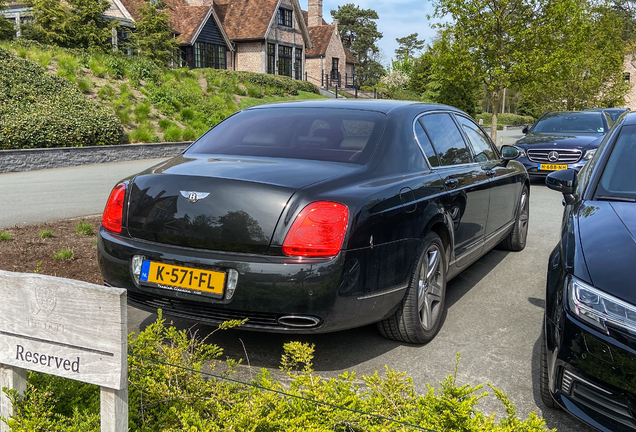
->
[0,271,127,432]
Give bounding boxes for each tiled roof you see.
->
[306,25,333,58]
[344,46,358,64]
[213,0,278,40]
[118,0,211,44]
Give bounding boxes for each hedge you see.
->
[207,68,320,96]
[0,47,124,149]
[1,313,551,432]
[475,113,535,126]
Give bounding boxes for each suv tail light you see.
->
[102,183,127,234]
[282,202,349,258]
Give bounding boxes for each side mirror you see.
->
[522,125,529,134]
[546,169,578,204]
[501,145,520,160]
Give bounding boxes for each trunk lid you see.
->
[126,155,358,253]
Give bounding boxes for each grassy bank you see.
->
[0,41,323,147]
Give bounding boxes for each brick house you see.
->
[2,0,356,87]
[304,0,357,87]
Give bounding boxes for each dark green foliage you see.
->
[130,0,179,66]
[0,0,15,41]
[331,4,385,86]
[2,315,551,432]
[395,33,425,60]
[21,0,115,50]
[0,47,124,148]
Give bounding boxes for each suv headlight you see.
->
[583,149,596,160]
[568,276,636,335]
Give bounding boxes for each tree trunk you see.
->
[491,88,500,143]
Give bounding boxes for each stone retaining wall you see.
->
[0,142,192,173]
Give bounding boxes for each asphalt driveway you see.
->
[0,129,591,430]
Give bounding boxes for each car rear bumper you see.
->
[98,227,408,334]
[545,312,636,431]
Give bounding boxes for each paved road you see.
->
[3,128,589,430]
[0,159,166,229]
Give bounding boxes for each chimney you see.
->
[308,0,323,27]
[333,18,338,31]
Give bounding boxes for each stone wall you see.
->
[0,142,191,174]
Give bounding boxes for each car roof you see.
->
[242,99,464,116]
[620,110,636,126]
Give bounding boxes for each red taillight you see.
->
[282,202,349,258]
[102,183,127,234]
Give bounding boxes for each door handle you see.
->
[444,177,459,189]
[485,169,495,177]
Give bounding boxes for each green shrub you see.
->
[181,127,197,141]
[97,84,115,100]
[128,126,154,143]
[2,315,550,432]
[77,78,93,93]
[0,48,123,149]
[39,230,54,239]
[88,57,107,78]
[157,118,175,131]
[75,222,93,236]
[180,107,195,121]
[247,85,264,98]
[133,103,151,122]
[163,125,182,142]
[52,248,73,260]
[0,231,13,241]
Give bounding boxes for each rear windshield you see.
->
[595,125,636,201]
[187,108,387,165]
[532,113,605,134]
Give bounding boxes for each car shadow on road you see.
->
[134,246,514,373]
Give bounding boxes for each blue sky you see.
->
[299,0,442,65]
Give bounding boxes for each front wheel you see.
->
[499,184,529,251]
[377,232,447,344]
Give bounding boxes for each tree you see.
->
[331,4,384,86]
[0,0,16,40]
[130,0,179,66]
[395,33,425,60]
[22,0,114,50]
[524,1,629,110]
[431,0,542,140]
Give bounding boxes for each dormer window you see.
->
[278,8,292,27]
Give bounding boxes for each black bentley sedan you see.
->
[515,111,612,177]
[98,100,529,344]
[542,111,636,430]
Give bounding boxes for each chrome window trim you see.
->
[412,110,476,170]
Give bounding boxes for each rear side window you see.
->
[455,115,496,162]
[419,113,472,166]
[414,120,439,167]
[187,108,387,165]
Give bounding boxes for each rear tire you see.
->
[540,326,559,409]
[499,184,529,251]
[377,232,447,344]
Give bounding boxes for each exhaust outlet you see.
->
[277,315,322,328]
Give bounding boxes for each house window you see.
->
[625,72,631,82]
[278,8,292,27]
[194,42,226,69]
[294,48,302,80]
[278,45,292,77]
[267,43,276,74]
[331,57,339,79]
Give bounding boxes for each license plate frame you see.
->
[538,163,568,171]
[140,261,226,298]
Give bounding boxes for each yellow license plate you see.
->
[140,261,225,296]
[538,164,568,171]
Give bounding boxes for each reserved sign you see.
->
[0,270,127,390]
